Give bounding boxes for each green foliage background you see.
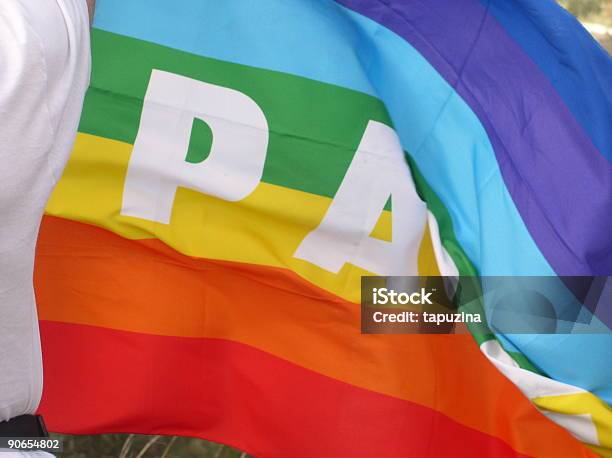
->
[563,0,604,16]
[560,0,612,51]
[51,433,251,458]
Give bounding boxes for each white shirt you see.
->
[0,0,90,422]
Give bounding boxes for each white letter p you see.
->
[121,70,268,224]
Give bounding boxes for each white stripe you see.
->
[481,339,600,446]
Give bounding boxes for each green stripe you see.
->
[507,351,545,375]
[407,157,495,344]
[407,155,478,278]
[81,29,391,201]
[409,159,544,372]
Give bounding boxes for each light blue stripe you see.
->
[93,0,377,96]
[92,0,610,401]
[500,334,612,403]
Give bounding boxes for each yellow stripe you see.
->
[47,133,439,302]
[534,392,612,453]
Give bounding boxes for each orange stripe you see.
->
[35,216,593,458]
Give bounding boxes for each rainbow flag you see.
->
[34,0,611,456]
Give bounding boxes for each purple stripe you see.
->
[336,0,612,275]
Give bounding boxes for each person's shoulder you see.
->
[0,1,50,95]
[0,0,89,93]
[0,0,90,150]
[0,0,88,59]
[55,0,91,31]
[0,1,35,45]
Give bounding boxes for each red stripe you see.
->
[38,321,525,458]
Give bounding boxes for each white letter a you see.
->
[294,121,426,275]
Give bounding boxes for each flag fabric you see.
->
[34,1,611,456]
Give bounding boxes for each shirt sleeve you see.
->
[0,0,90,422]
